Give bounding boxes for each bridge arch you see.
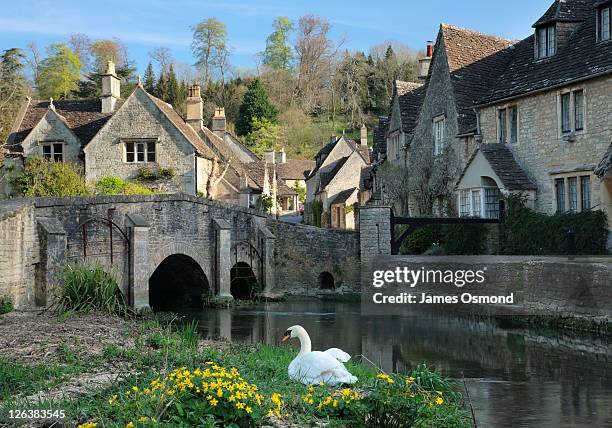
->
[230,262,258,300]
[149,254,210,310]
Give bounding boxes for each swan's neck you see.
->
[296,329,312,356]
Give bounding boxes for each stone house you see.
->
[457,0,612,246]
[304,132,371,228]
[385,80,425,166]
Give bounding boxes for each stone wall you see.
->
[358,206,391,263]
[0,201,39,307]
[266,219,360,295]
[21,110,82,164]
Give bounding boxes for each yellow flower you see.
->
[108,394,117,405]
[436,390,443,395]
[138,416,148,423]
[333,399,338,408]
[435,397,444,405]
[210,398,219,406]
[126,423,134,428]
[77,423,97,428]
[246,406,253,414]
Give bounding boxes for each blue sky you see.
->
[0,0,551,75]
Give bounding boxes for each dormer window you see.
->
[598,4,611,41]
[535,25,556,58]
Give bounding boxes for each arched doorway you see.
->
[230,262,258,300]
[149,254,209,310]
[318,271,335,289]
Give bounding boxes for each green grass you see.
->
[0,296,12,315]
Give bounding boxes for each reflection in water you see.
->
[184,300,612,428]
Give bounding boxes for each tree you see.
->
[37,44,81,99]
[89,39,127,72]
[191,18,228,86]
[148,46,174,74]
[144,62,156,93]
[335,50,370,126]
[155,71,169,101]
[0,48,27,143]
[236,78,278,136]
[13,157,90,197]
[262,17,294,70]
[68,33,92,72]
[245,117,284,157]
[167,64,179,106]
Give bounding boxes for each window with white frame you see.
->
[41,141,63,162]
[459,190,470,216]
[535,25,555,58]
[458,187,502,218]
[497,105,518,144]
[554,174,592,213]
[484,188,502,218]
[433,116,445,156]
[599,4,611,41]
[125,140,156,163]
[559,89,585,135]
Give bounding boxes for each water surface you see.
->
[184,300,612,428]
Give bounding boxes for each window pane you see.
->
[147,142,156,162]
[498,109,507,143]
[602,7,611,40]
[471,190,481,217]
[561,93,571,133]
[555,178,565,213]
[547,26,555,56]
[460,190,470,216]
[509,106,518,143]
[126,142,134,162]
[581,176,591,210]
[42,144,52,160]
[574,90,584,130]
[484,188,501,219]
[537,28,546,57]
[568,177,577,213]
[137,143,145,162]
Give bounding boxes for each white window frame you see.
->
[457,186,502,218]
[557,88,586,137]
[40,140,64,162]
[433,115,445,156]
[496,104,519,144]
[123,139,157,163]
[598,4,611,41]
[535,25,556,59]
[552,173,593,213]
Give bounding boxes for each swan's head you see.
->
[282,325,306,342]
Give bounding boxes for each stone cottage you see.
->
[304,131,371,229]
[457,0,612,246]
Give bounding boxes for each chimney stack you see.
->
[101,60,120,113]
[418,41,433,82]
[276,147,286,164]
[186,85,203,131]
[360,124,367,145]
[212,107,226,137]
[264,149,275,164]
[330,134,337,144]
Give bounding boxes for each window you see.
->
[568,177,577,213]
[536,25,555,58]
[459,190,470,216]
[497,106,518,143]
[581,176,591,210]
[125,140,156,163]
[433,116,445,155]
[561,93,571,133]
[41,142,63,162]
[484,188,502,218]
[560,90,585,135]
[555,178,565,212]
[471,189,482,217]
[599,5,611,41]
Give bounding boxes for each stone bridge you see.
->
[0,194,360,310]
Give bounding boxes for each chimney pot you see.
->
[360,124,367,145]
[264,150,275,164]
[426,41,433,57]
[186,84,204,131]
[212,106,227,137]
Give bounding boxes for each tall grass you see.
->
[55,264,126,315]
[0,295,13,315]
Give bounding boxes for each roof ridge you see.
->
[440,22,517,44]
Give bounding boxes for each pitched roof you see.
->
[458,143,537,190]
[533,0,590,26]
[595,142,612,178]
[481,0,612,104]
[244,162,297,196]
[329,187,357,205]
[440,24,515,133]
[373,116,389,158]
[6,98,119,153]
[308,136,370,179]
[318,156,349,190]
[398,84,426,134]
[360,165,374,190]
[277,159,315,180]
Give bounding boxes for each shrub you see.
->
[13,157,91,197]
[0,295,13,315]
[398,224,442,255]
[55,264,126,315]
[135,165,157,181]
[500,194,609,255]
[440,222,488,255]
[311,200,323,227]
[95,176,154,195]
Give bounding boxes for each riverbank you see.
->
[0,310,471,427]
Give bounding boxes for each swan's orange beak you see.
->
[282,330,290,342]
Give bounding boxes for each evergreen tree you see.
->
[167,64,179,106]
[262,16,294,70]
[0,48,27,143]
[143,61,156,93]
[37,44,81,99]
[236,78,278,136]
[155,71,168,101]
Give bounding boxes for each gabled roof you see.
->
[398,84,426,135]
[277,159,315,180]
[318,156,349,190]
[440,24,515,133]
[244,162,297,196]
[533,0,590,26]
[6,98,119,153]
[329,187,357,205]
[458,143,537,190]
[481,0,612,105]
[595,142,612,178]
[373,116,389,158]
[308,136,370,179]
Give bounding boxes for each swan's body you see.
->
[283,325,357,386]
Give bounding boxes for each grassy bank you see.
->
[0,312,471,427]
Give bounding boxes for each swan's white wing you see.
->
[324,348,351,363]
[288,351,357,386]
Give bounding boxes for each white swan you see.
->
[282,325,357,386]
